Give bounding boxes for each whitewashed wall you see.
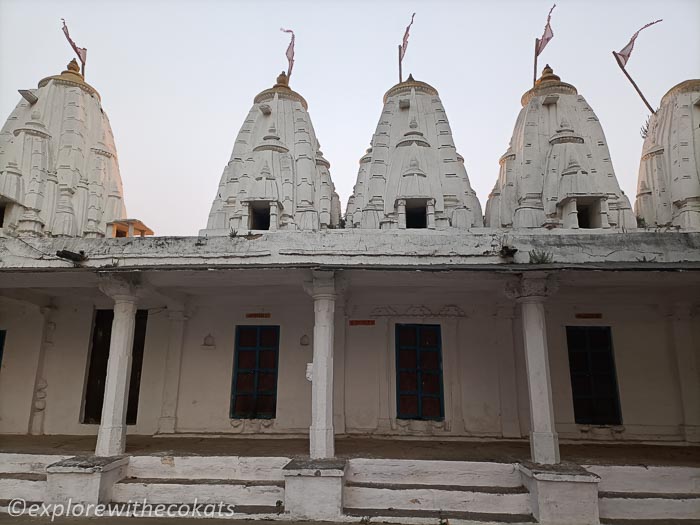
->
[0,290,694,444]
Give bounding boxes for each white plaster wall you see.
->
[0,300,44,433]
[175,292,314,434]
[546,301,684,440]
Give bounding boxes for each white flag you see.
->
[614,19,662,68]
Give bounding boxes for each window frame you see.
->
[230,325,280,420]
[394,323,445,421]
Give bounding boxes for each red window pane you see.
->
[259,349,276,369]
[256,395,276,416]
[238,328,257,347]
[258,372,277,392]
[399,372,417,392]
[236,372,255,393]
[420,326,439,347]
[237,350,256,369]
[421,397,441,418]
[398,395,418,417]
[398,349,417,368]
[422,373,441,394]
[234,395,254,416]
[398,326,416,347]
[260,327,278,347]
[420,351,439,370]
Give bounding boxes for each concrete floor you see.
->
[1,435,699,466]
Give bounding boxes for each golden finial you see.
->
[67,59,80,73]
[275,71,289,87]
[536,64,561,85]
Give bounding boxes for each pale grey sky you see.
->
[1,0,698,236]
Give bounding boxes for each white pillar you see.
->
[669,304,700,443]
[157,308,188,434]
[96,277,140,456]
[508,274,560,464]
[306,270,336,458]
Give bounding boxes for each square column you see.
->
[157,308,188,434]
[669,303,700,442]
[305,270,336,458]
[507,274,560,464]
[95,276,141,457]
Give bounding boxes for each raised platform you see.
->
[1,435,699,466]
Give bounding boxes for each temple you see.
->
[0,54,699,525]
[346,75,482,229]
[635,79,700,229]
[485,66,636,230]
[202,72,340,235]
[0,60,139,238]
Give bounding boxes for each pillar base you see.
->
[530,430,560,464]
[46,455,128,505]
[283,458,346,520]
[309,426,334,459]
[519,461,600,525]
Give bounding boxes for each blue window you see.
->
[566,326,621,425]
[395,324,444,420]
[231,326,280,419]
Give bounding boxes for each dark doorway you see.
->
[566,326,621,425]
[0,203,6,228]
[577,204,592,229]
[395,324,444,420]
[405,200,427,229]
[82,309,149,425]
[250,203,271,230]
[231,325,280,419]
[0,330,5,371]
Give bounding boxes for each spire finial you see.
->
[67,58,80,73]
[536,64,561,85]
[275,71,289,87]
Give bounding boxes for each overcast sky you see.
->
[1,0,698,236]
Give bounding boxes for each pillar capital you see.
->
[505,273,558,302]
[97,274,143,304]
[304,270,336,300]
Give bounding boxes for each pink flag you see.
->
[280,28,295,77]
[61,19,87,68]
[399,13,416,63]
[613,19,662,68]
[535,4,556,57]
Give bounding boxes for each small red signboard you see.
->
[349,320,375,326]
[246,313,271,319]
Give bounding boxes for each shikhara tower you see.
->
[346,75,482,230]
[202,72,341,235]
[0,60,127,237]
[635,79,700,230]
[485,65,636,230]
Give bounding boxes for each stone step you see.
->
[599,491,700,521]
[346,458,523,488]
[344,507,535,523]
[112,477,285,508]
[344,481,531,517]
[0,473,47,502]
[0,453,69,474]
[125,455,289,481]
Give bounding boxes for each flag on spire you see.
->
[535,4,556,57]
[280,28,295,78]
[61,19,87,74]
[399,13,416,63]
[613,19,662,68]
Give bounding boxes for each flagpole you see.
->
[613,52,655,114]
[398,45,403,83]
[533,38,538,86]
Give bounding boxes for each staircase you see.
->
[111,455,289,516]
[343,458,534,522]
[587,464,700,523]
[0,453,69,506]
